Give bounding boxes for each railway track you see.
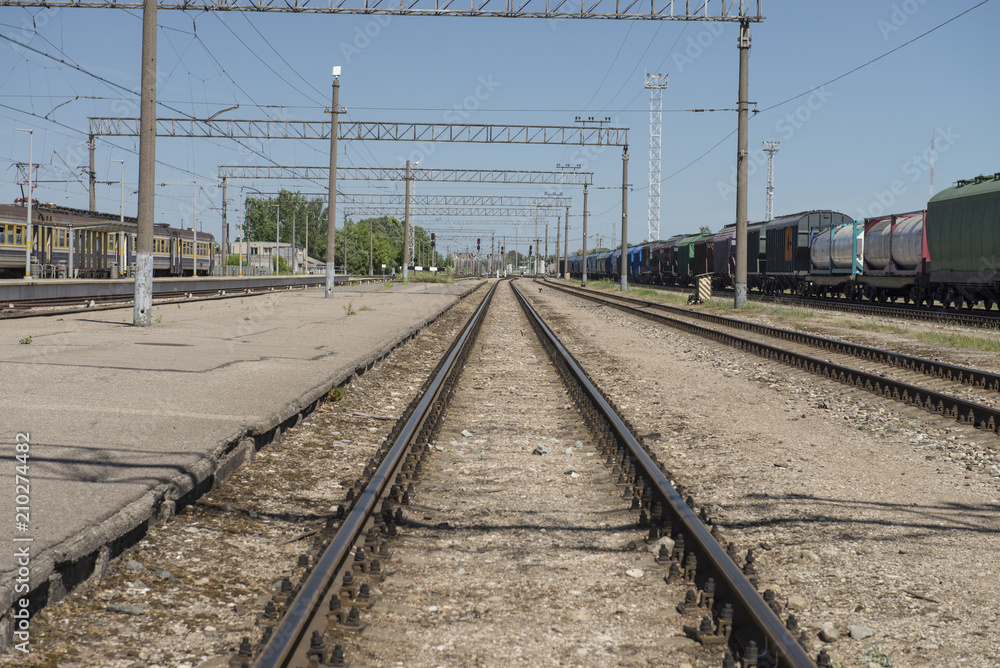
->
[247,279,815,667]
[13,278,1000,666]
[629,281,1000,329]
[545,280,1000,438]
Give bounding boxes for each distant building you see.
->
[228,241,321,273]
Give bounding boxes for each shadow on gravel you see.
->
[731,493,1000,535]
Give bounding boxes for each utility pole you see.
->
[292,210,297,274]
[221,176,227,272]
[326,66,341,296]
[88,133,96,212]
[581,184,588,287]
[187,179,198,276]
[16,128,33,279]
[133,0,156,325]
[305,212,309,273]
[239,192,244,276]
[762,140,780,221]
[620,145,629,292]
[644,73,668,241]
[533,213,538,275]
[275,204,280,275]
[734,19,751,308]
[114,158,124,275]
[403,160,411,282]
[544,223,548,275]
[343,212,348,274]
[563,206,569,279]
[555,215,560,279]
[369,219,373,276]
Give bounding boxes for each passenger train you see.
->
[0,202,215,278]
[563,172,1000,311]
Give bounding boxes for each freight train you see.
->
[563,172,1000,311]
[0,202,215,278]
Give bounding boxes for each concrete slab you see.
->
[0,280,481,624]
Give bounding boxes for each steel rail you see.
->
[546,281,1000,395]
[543,280,1000,434]
[254,279,499,668]
[510,280,815,668]
[637,283,1000,329]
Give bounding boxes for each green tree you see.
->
[245,190,327,262]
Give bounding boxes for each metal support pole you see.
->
[191,180,198,276]
[221,176,227,273]
[343,211,348,273]
[88,134,96,212]
[554,217,560,280]
[563,206,569,279]
[545,224,548,276]
[369,219,373,276]
[581,184,588,287]
[133,0,156,326]
[16,129,33,278]
[403,160,411,282]
[114,158,124,275]
[292,211,297,274]
[239,192,244,276]
[734,19,751,308]
[533,215,538,275]
[326,68,340,296]
[621,145,629,292]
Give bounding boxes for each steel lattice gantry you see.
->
[0,0,763,20]
[341,205,566,218]
[91,119,628,147]
[246,193,571,208]
[219,165,594,186]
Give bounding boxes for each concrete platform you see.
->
[0,280,481,629]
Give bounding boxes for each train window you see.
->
[15,227,23,245]
[1,225,6,245]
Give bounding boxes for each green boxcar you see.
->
[674,233,705,282]
[926,173,1000,284]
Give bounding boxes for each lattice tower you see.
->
[644,73,668,240]
[762,139,780,221]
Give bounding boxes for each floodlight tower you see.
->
[763,140,780,221]
[644,73,668,241]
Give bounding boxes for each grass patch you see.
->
[343,301,356,316]
[18,336,31,345]
[855,645,893,667]
[359,304,373,312]
[327,386,345,402]
[841,321,909,334]
[913,331,1000,352]
[409,271,454,284]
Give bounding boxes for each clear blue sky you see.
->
[2,0,997,254]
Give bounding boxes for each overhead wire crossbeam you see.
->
[0,0,763,20]
[246,192,571,207]
[219,165,595,186]
[342,205,566,217]
[91,118,629,146]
